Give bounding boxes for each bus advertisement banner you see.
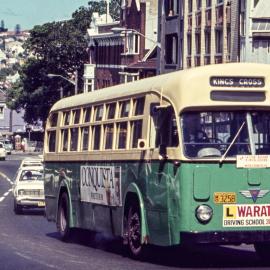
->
[80,165,121,206]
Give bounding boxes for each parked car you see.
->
[13,166,45,214]
[0,142,6,160]
[0,139,13,154]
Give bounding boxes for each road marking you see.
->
[15,252,61,269]
[0,171,12,185]
[0,188,12,203]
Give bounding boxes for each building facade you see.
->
[240,0,270,63]
[84,0,158,90]
[157,0,239,74]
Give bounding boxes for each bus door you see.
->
[145,104,180,244]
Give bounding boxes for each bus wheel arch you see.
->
[123,186,149,259]
[57,187,72,241]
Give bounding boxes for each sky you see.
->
[0,0,90,31]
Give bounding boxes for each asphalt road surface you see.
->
[0,153,268,269]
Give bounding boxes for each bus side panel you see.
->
[44,162,59,222]
[144,160,172,246]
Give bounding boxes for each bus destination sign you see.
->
[210,77,265,88]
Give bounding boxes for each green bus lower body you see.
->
[44,160,270,247]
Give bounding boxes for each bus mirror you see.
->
[150,103,170,116]
[138,139,146,149]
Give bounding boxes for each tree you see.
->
[6,0,122,124]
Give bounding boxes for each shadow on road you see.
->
[46,229,269,268]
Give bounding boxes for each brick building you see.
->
[84,0,158,90]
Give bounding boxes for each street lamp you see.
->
[48,71,78,96]
[111,27,161,48]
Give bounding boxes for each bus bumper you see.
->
[180,231,270,244]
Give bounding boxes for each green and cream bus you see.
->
[44,63,270,259]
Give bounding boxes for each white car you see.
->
[0,142,6,160]
[19,157,43,168]
[13,166,45,214]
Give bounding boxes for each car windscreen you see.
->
[19,170,43,181]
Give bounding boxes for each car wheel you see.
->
[14,200,22,215]
[57,192,72,241]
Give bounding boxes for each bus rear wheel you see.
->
[57,192,71,241]
[125,203,146,259]
[254,242,270,260]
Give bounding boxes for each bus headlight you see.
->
[195,204,213,224]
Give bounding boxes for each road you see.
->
[0,153,269,269]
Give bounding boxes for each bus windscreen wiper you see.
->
[219,121,246,164]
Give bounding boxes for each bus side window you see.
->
[48,131,56,152]
[152,106,179,148]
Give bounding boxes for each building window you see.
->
[206,0,212,7]
[215,30,223,54]
[188,0,193,13]
[126,33,140,54]
[187,34,192,55]
[240,10,246,36]
[195,33,201,55]
[227,27,231,54]
[205,32,211,54]
[84,78,94,92]
[196,0,202,10]
[165,0,179,16]
[205,9,212,26]
[165,33,178,65]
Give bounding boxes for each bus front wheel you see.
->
[57,192,71,241]
[125,203,147,259]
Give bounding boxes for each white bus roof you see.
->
[50,63,270,113]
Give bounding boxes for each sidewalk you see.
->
[11,150,43,156]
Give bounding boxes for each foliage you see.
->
[6,0,121,124]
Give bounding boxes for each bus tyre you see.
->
[254,242,270,260]
[57,192,71,241]
[14,200,22,215]
[126,203,147,260]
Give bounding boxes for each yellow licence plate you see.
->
[214,192,236,204]
[38,201,45,207]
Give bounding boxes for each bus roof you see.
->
[50,63,270,113]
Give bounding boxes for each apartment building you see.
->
[240,0,270,63]
[157,0,239,74]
